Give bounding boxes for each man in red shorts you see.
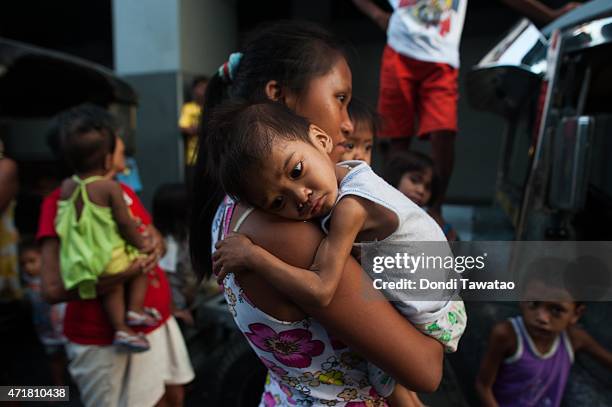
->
[352,0,580,223]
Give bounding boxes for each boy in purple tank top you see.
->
[476,261,612,407]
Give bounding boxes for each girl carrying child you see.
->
[55,111,155,352]
[212,101,466,402]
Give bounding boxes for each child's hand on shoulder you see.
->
[213,233,257,282]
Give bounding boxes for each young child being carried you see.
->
[211,102,467,400]
[476,258,612,407]
[55,114,155,352]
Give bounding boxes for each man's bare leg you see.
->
[429,130,455,221]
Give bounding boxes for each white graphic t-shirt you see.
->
[387,0,467,68]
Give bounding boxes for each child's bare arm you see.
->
[214,197,367,307]
[351,0,391,31]
[569,326,612,370]
[108,182,150,252]
[475,321,516,407]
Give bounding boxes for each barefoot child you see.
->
[211,102,466,400]
[55,111,154,352]
[475,260,612,407]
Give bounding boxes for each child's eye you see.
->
[270,196,284,210]
[365,144,373,152]
[550,306,564,317]
[290,161,303,179]
[344,142,355,151]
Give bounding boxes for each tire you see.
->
[189,334,267,407]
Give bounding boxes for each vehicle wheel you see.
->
[210,335,268,407]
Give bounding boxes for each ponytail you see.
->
[188,72,229,279]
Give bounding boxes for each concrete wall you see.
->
[113,0,237,208]
[180,0,237,76]
[112,0,181,75]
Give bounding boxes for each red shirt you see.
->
[36,184,171,345]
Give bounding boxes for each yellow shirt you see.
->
[178,102,202,165]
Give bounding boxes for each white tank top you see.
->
[321,161,454,321]
[321,161,446,243]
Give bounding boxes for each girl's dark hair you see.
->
[348,98,380,137]
[153,183,190,240]
[190,21,348,279]
[384,151,439,206]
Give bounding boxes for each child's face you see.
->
[397,168,433,207]
[107,136,126,178]
[340,121,373,164]
[19,249,41,277]
[193,81,208,101]
[245,125,339,220]
[520,281,582,339]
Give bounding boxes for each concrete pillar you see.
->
[112,0,237,208]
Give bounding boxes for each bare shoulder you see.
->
[567,325,591,351]
[0,157,17,174]
[87,178,122,196]
[59,178,77,200]
[82,178,122,206]
[239,208,323,269]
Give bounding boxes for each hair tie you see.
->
[218,52,243,83]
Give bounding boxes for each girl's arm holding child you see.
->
[214,197,367,307]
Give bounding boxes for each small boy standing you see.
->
[19,237,67,385]
[476,262,612,407]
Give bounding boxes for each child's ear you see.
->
[309,125,333,154]
[104,153,113,172]
[570,303,586,324]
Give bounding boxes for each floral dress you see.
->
[212,197,387,406]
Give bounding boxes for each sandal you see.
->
[144,307,162,322]
[113,331,150,352]
[126,310,158,327]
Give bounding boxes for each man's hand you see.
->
[212,233,257,283]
